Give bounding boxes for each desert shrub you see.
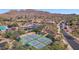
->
[17,30,25,35]
[50,41,67,50]
[4,30,19,39]
[8,23,18,27]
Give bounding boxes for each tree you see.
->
[8,23,18,27]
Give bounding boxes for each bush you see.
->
[51,42,67,50]
[8,23,18,27]
[17,30,25,35]
[4,30,19,40]
[49,41,67,50]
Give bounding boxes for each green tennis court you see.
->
[20,34,52,49]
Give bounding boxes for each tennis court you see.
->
[20,34,52,49]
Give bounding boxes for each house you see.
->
[45,19,55,24]
[20,23,41,31]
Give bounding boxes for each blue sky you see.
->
[0,9,79,14]
[0,9,10,14]
[40,9,79,14]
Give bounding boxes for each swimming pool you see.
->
[0,26,8,31]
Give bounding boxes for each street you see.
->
[60,21,79,50]
[63,31,79,50]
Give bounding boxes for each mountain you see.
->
[0,9,77,25]
[0,9,65,18]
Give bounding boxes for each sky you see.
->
[0,9,79,14]
[40,9,79,14]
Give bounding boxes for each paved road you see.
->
[62,31,79,50]
[59,21,79,50]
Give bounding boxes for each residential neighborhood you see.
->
[0,9,79,50]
